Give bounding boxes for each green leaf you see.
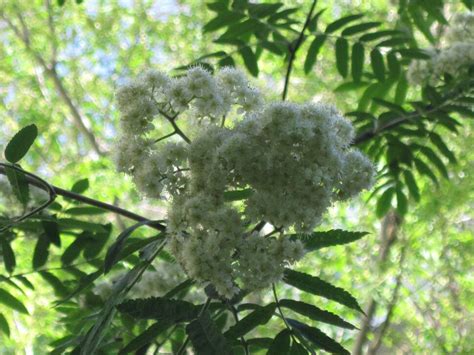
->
[386,52,400,79]
[283,270,363,312]
[280,299,356,329]
[417,146,449,179]
[307,9,326,32]
[39,271,69,297]
[224,188,254,202]
[186,311,232,355]
[4,124,38,163]
[203,11,245,33]
[104,220,162,274]
[325,14,364,33]
[291,229,368,251]
[268,329,291,355]
[396,188,408,216]
[394,76,408,105]
[71,178,89,194]
[351,42,364,82]
[33,234,50,269]
[0,313,9,337]
[304,35,326,74]
[117,297,200,322]
[290,340,308,354]
[403,170,420,202]
[288,318,350,354]
[370,48,385,81]
[429,133,457,164]
[224,303,276,339]
[61,238,89,265]
[163,279,194,299]
[58,218,107,233]
[335,38,349,78]
[42,220,61,247]
[247,3,283,18]
[376,187,394,218]
[341,22,380,36]
[359,30,403,42]
[1,238,16,274]
[119,322,171,354]
[64,206,107,215]
[414,158,438,185]
[0,288,28,314]
[239,46,259,77]
[5,167,30,205]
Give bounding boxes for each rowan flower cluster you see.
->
[408,12,474,85]
[115,67,374,298]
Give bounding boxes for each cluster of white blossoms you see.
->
[115,67,374,298]
[408,12,474,85]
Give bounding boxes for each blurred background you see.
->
[0,0,472,353]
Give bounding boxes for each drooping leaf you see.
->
[351,42,364,82]
[304,35,326,74]
[376,187,394,218]
[1,237,16,273]
[42,220,61,247]
[283,270,363,312]
[0,288,28,314]
[239,46,259,77]
[187,311,232,355]
[288,318,350,354]
[61,238,89,265]
[290,229,368,252]
[33,234,50,269]
[117,297,200,322]
[0,313,9,337]
[414,158,438,185]
[403,170,420,202]
[307,9,326,32]
[396,187,408,216]
[40,271,69,297]
[280,299,356,329]
[224,303,276,339]
[370,48,385,81]
[64,206,107,215]
[290,340,309,354]
[203,11,245,33]
[4,124,38,163]
[268,329,291,355]
[335,38,349,78]
[5,167,30,205]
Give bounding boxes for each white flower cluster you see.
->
[115,67,374,298]
[408,12,474,85]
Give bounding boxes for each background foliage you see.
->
[0,0,473,354]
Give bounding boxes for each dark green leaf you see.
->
[247,3,283,18]
[290,340,308,355]
[42,220,61,247]
[71,178,89,194]
[268,329,291,355]
[403,170,420,202]
[33,234,50,269]
[386,52,400,79]
[239,46,259,77]
[417,146,449,179]
[0,313,9,337]
[1,238,16,274]
[224,188,254,202]
[119,322,171,354]
[186,311,232,355]
[396,188,408,216]
[429,133,457,164]
[204,11,245,33]
[394,76,408,105]
[376,187,394,218]
[5,167,30,205]
[4,124,38,163]
[351,42,364,82]
[360,30,403,42]
[341,22,380,36]
[307,9,325,32]
[117,297,200,322]
[57,218,106,233]
[325,14,364,33]
[283,270,363,312]
[39,271,69,297]
[104,220,162,274]
[64,206,107,215]
[225,303,276,339]
[291,229,368,251]
[280,299,356,329]
[163,279,194,299]
[414,158,438,185]
[0,288,28,314]
[288,318,350,354]
[370,49,385,81]
[304,35,326,74]
[61,238,89,265]
[335,38,349,78]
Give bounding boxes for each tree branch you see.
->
[282,0,317,101]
